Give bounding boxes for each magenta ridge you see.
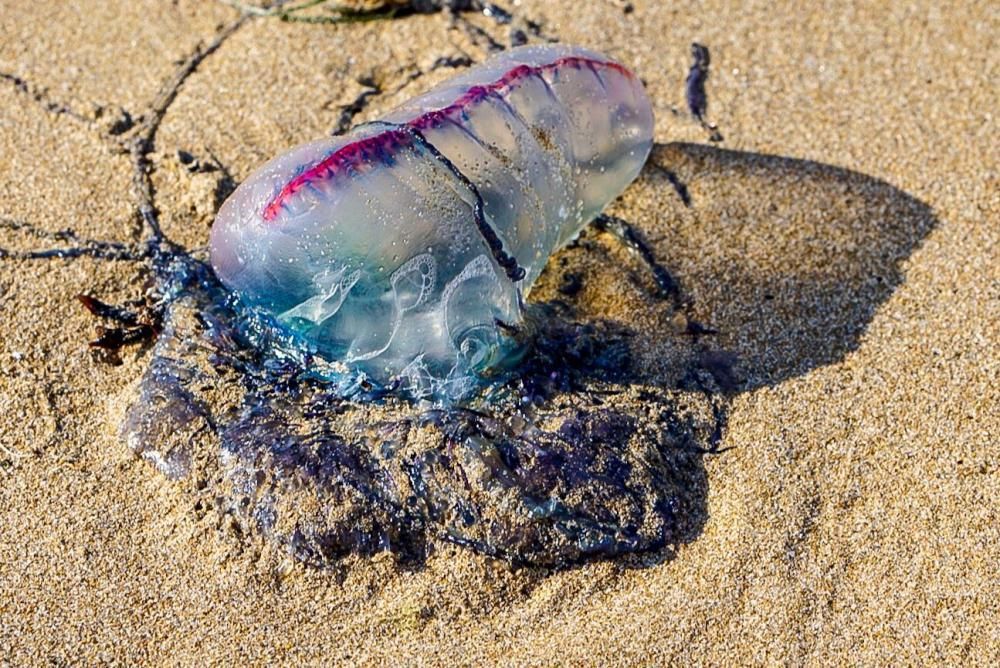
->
[261,56,633,223]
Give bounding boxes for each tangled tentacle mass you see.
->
[122,254,720,567]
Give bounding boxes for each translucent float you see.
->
[210,44,654,395]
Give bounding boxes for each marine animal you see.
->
[210,44,654,397]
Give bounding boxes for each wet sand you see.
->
[1,1,997,664]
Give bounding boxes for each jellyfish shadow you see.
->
[527,141,938,569]
[631,142,938,391]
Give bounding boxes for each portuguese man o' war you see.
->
[89,37,734,569]
[44,25,928,570]
[211,45,654,396]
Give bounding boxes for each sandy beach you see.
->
[1,0,997,664]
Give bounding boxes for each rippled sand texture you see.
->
[1,1,997,664]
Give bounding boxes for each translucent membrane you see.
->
[210,45,654,395]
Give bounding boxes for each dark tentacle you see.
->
[592,213,680,303]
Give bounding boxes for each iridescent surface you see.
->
[210,45,654,396]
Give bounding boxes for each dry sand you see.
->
[1,0,998,664]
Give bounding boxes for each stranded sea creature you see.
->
[4,23,932,568]
[99,41,727,567]
[211,44,654,397]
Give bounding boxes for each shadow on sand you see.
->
[538,141,938,568]
[637,142,938,390]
